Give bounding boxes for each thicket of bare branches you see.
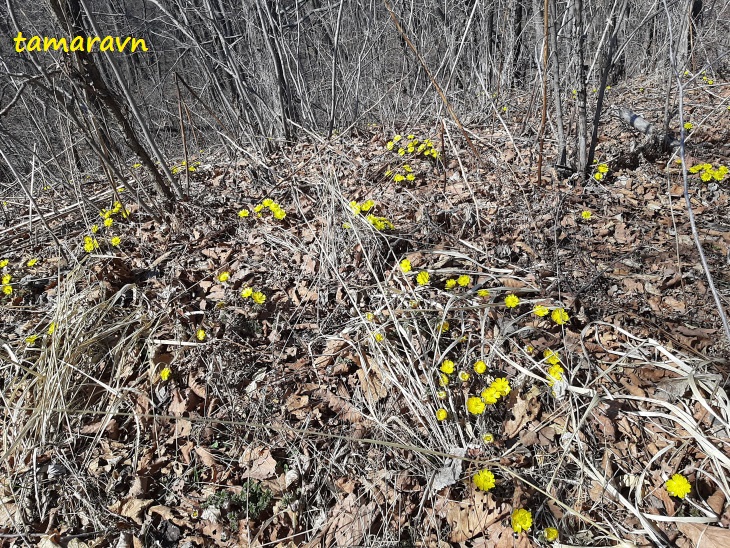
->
[1,0,727,206]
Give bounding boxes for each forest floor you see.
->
[1,78,730,547]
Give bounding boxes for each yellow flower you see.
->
[26,258,38,267]
[132,163,142,169]
[440,360,455,375]
[1,274,10,285]
[416,271,430,286]
[511,508,532,534]
[457,275,471,287]
[241,287,253,298]
[238,209,250,218]
[473,469,495,491]
[490,378,511,397]
[393,134,402,142]
[436,408,448,421]
[406,134,415,140]
[402,164,412,172]
[551,308,570,325]
[365,312,375,321]
[1,284,12,296]
[684,122,693,130]
[467,396,486,415]
[25,334,38,345]
[437,321,450,333]
[504,294,520,308]
[581,210,592,220]
[473,360,487,374]
[525,345,534,353]
[394,174,405,182]
[160,367,172,381]
[548,364,565,386]
[436,390,447,399]
[398,148,405,156]
[342,222,351,229]
[262,198,273,207]
[544,528,559,542]
[252,291,266,304]
[360,200,375,212]
[48,322,56,335]
[533,304,549,317]
[594,172,603,181]
[400,259,412,273]
[481,386,499,405]
[374,332,384,342]
[386,141,394,150]
[196,329,206,341]
[666,473,692,498]
[477,288,490,298]
[110,236,121,247]
[482,432,494,444]
[91,224,99,233]
[254,204,264,214]
[445,279,457,289]
[458,371,470,382]
[438,374,449,386]
[272,207,286,220]
[405,173,415,181]
[217,271,230,283]
[544,349,561,366]
[104,217,113,228]
[0,259,7,268]
[597,163,609,174]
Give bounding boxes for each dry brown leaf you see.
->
[677,522,730,547]
[442,490,508,542]
[194,446,217,468]
[239,446,277,480]
[313,338,349,369]
[504,386,540,439]
[149,505,175,520]
[354,354,388,405]
[499,277,526,289]
[108,497,154,525]
[316,388,364,423]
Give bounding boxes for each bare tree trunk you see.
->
[548,0,566,166]
[572,0,588,175]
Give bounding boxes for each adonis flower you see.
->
[467,396,486,415]
[511,508,533,534]
[666,473,692,499]
[473,469,495,491]
[504,294,520,308]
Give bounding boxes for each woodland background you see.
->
[1,0,730,547]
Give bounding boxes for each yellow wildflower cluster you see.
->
[594,163,609,181]
[444,275,472,290]
[99,200,130,222]
[349,199,375,215]
[349,199,393,230]
[385,163,417,183]
[241,286,267,305]
[385,133,440,160]
[1,272,11,296]
[83,235,100,253]
[689,163,728,182]
[254,198,286,220]
[365,214,393,231]
[171,159,201,174]
[467,377,512,414]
